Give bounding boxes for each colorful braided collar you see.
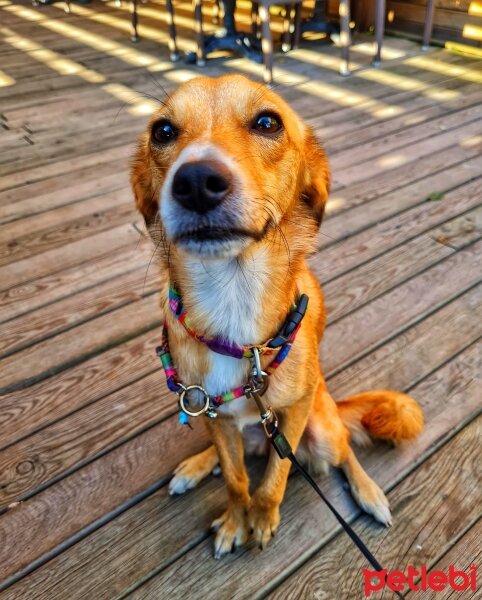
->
[156,322,297,409]
[168,283,308,359]
[156,286,309,421]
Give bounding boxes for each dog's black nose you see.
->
[171,160,232,214]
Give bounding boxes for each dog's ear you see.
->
[300,127,330,227]
[131,135,159,225]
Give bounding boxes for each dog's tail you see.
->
[336,390,424,446]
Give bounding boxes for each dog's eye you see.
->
[252,113,282,135]
[152,120,178,144]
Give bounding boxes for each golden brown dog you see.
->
[131,74,424,559]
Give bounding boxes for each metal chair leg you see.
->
[131,0,139,42]
[422,0,435,50]
[292,2,302,50]
[373,0,386,66]
[165,0,180,61]
[213,0,220,25]
[338,0,350,76]
[281,5,292,52]
[251,2,259,38]
[193,0,206,66]
[259,3,273,83]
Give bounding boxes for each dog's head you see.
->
[131,74,330,261]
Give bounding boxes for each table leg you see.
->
[131,0,139,42]
[259,3,273,83]
[339,0,350,75]
[373,0,386,66]
[165,0,180,61]
[422,0,435,50]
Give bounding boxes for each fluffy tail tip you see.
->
[338,390,424,444]
[361,392,424,442]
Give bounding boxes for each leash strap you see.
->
[268,424,404,600]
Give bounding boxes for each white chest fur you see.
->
[183,252,268,427]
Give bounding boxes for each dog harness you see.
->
[156,284,308,422]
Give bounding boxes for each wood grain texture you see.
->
[317,177,482,282]
[0,259,156,358]
[1,23,481,599]
[0,329,161,450]
[0,241,149,324]
[321,240,482,375]
[119,345,481,600]
[0,292,161,394]
[0,194,135,267]
[265,418,482,600]
[320,152,482,248]
[0,221,139,291]
[2,339,479,600]
[409,520,482,599]
[0,414,210,587]
[321,207,481,323]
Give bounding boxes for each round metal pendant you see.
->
[178,384,211,417]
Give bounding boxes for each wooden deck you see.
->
[1,1,481,598]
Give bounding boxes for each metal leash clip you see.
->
[245,348,277,437]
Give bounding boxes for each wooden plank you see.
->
[0,370,170,510]
[0,143,131,191]
[326,141,481,221]
[321,207,482,323]
[321,240,481,375]
[93,344,481,600]
[265,419,481,600]
[0,160,127,210]
[0,414,210,588]
[327,284,482,400]
[0,328,160,450]
[388,1,482,31]
[409,520,482,599]
[0,311,479,598]
[332,119,482,189]
[0,121,142,176]
[317,177,482,281]
[0,192,135,267]
[0,291,161,394]
[329,102,482,171]
[322,84,482,155]
[321,152,482,248]
[0,222,139,292]
[0,241,147,323]
[0,260,157,358]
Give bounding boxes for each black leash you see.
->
[267,421,405,600]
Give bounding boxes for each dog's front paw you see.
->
[211,507,248,559]
[169,447,219,495]
[350,478,392,527]
[248,499,280,549]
